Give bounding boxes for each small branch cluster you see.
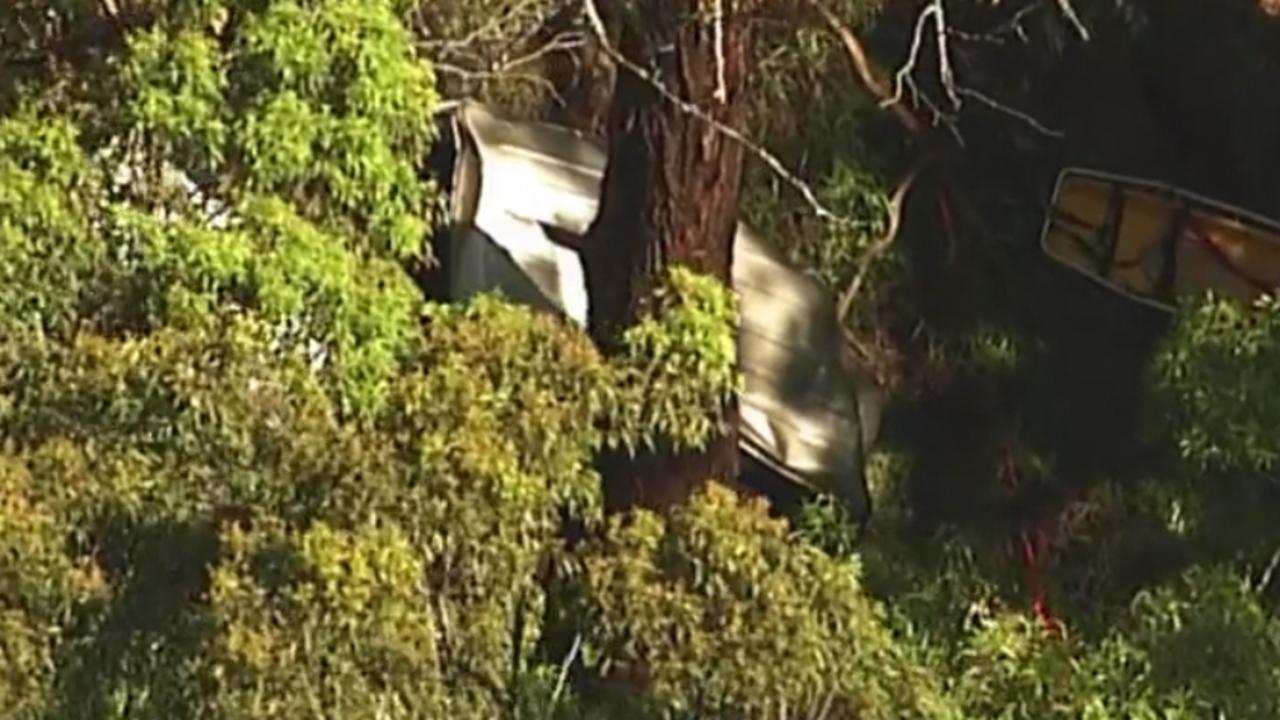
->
[431,31,587,102]
[882,0,1066,142]
[947,0,1044,45]
[416,0,585,100]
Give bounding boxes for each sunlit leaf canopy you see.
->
[2,0,1280,718]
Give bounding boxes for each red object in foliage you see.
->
[1020,529,1061,637]
[943,193,1060,639]
[1000,443,1061,638]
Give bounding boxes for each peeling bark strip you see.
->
[585,0,755,511]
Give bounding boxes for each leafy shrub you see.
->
[1156,292,1280,473]
[568,485,957,720]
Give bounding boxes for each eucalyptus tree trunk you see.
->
[584,0,755,511]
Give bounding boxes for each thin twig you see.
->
[583,0,854,225]
[813,687,837,720]
[875,0,1061,143]
[432,63,566,104]
[955,87,1064,137]
[884,2,940,113]
[549,633,583,710]
[948,0,1044,45]
[498,31,587,72]
[417,0,548,52]
[879,0,964,142]
[1256,545,1280,595]
[933,0,960,109]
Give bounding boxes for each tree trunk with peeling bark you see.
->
[584,0,754,512]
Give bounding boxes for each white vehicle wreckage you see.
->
[422,101,884,521]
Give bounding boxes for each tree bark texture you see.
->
[584,0,755,512]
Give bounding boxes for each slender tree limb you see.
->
[427,29,586,105]
[416,0,547,52]
[433,62,566,101]
[801,0,923,133]
[885,2,938,110]
[1054,0,1091,41]
[809,0,1069,143]
[838,165,919,321]
[549,633,583,710]
[1256,544,1280,595]
[956,87,1064,138]
[948,0,1045,45]
[499,31,587,71]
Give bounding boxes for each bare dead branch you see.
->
[882,0,963,116]
[1054,0,1092,41]
[933,1,961,109]
[417,0,549,53]
[418,2,585,104]
[955,87,1064,138]
[497,31,587,71]
[804,0,962,141]
[550,633,583,709]
[713,0,728,103]
[885,2,939,111]
[947,0,1044,45]
[880,0,1064,142]
[433,62,565,101]
[881,0,967,139]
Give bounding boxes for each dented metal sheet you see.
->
[435,101,876,518]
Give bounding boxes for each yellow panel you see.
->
[1041,168,1280,310]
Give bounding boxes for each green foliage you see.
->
[206,518,444,719]
[9,2,1280,719]
[607,266,741,454]
[0,3,605,717]
[101,193,424,416]
[1156,292,1280,472]
[111,0,440,257]
[1129,566,1280,718]
[941,565,1280,719]
[0,0,442,419]
[0,305,608,718]
[742,160,891,283]
[0,455,101,720]
[0,113,106,345]
[861,518,1280,719]
[569,485,956,720]
[0,230,741,720]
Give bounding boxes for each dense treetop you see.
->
[3,0,1280,718]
